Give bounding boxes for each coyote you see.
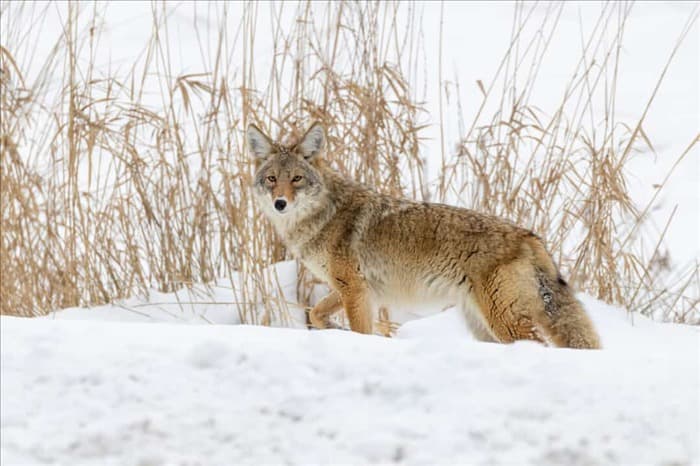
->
[248,122,601,349]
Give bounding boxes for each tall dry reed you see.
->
[0,1,697,325]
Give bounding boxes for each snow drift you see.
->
[2,293,698,465]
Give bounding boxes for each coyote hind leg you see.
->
[460,294,498,342]
[473,259,547,344]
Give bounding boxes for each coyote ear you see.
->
[247,124,273,159]
[296,122,325,160]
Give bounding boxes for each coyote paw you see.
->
[309,321,347,331]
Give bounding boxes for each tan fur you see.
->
[249,122,602,349]
[308,290,342,329]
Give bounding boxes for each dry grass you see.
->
[1,1,697,325]
[441,2,699,324]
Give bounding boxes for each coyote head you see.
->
[247,122,326,219]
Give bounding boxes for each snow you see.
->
[2,294,698,465]
[45,261,308,329]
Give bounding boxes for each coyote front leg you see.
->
[330,258,372,334]
[309,291,343,329]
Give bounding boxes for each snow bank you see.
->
[44,261,307,329]
[2,296,697,465]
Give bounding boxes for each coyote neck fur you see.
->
[267,164,368,256]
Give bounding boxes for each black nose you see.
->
[274,199,287,211]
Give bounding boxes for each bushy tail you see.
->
[524,234,601,349]
[536,271,601,349]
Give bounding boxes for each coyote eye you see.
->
[292,175,303,182]
[266,175,276,183]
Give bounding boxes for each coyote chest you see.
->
[299,253,332,285]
